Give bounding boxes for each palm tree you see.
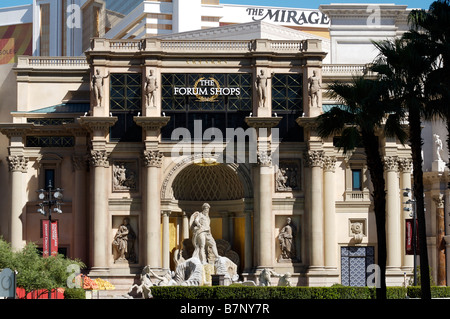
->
[408,0,450,171]
[316,76,406,300]
[371,36,435,299]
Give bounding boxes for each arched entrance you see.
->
[161,158,253,272]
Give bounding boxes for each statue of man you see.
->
[190,203,219,264]
[145,69,158,107]
[308,70,321,107]
[256,69,274,108]
[434,134,443,161]
[91,69,109,107]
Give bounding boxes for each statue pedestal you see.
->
[432,160,446,172]
[202,264,215,286]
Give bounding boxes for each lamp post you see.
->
[37,181,63,257]
[403,188,417,286]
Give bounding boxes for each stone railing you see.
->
[17,56,89,68]
[322,64,375,77]
[89,38,316,54]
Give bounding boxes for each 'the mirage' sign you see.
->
[246,7,329,27]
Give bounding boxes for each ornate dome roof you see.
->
[172,163,245,201]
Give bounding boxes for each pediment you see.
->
[155,20,330,43]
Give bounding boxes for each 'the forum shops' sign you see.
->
[174,76,241,102]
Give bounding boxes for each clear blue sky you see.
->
[0,0,433,10]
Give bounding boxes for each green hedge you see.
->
[150,286,450,299]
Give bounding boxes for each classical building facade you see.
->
[0,1,448,291]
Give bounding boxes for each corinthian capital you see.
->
[323,156,337,172]
[257,150,272,166]
[7,155,28,172]
[397,157,412,173]
[306,150,324,168]
[383,156,398,172]
[143,150,163,167]
[90,150,109,167]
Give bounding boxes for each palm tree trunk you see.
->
[361,132,387,300]
[409,107,431,299]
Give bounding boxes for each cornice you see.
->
[245,116,281,129]
[134,116,171,131]
[78,116,118,133]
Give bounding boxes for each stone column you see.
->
[384,156,401,270]
[143,150,164,269]
[161,210,171,270]
[307,150,324,269]
[90,150,109,272]
[257,150,274,268]
[7,155,28,251]
[72,154,88,261]
[244,117,280,270]
[398,158,413,270]
[323,155,337,269]
[181,211,189,242]
[433,194,446,286]
[244,210,253,271]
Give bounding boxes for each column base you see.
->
[306,267,340,287]
[88,267,110,277]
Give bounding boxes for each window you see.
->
[109,73,142,142]
[160,73,252,140]
[44,169,55,190]
[352,169,362,191]
[272,74,303,142]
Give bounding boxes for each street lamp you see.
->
[403,187,417,286]
[36,181,63,257]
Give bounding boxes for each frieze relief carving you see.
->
[113,161,138,192]
[276,161,300,192]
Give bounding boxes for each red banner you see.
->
[405,219,419,255]
[51,221,58,257]
[42,220,58,257]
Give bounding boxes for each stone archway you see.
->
[161,157,253,272]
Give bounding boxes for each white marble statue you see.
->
[190,203,220,264]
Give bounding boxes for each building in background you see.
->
[0,1,448,294]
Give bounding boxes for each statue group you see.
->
[125,203,293,298]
